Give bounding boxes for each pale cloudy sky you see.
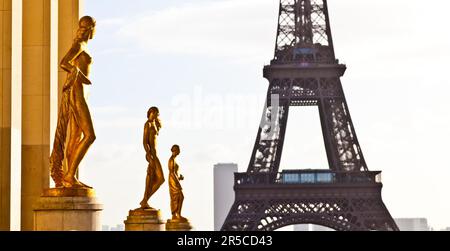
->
[81,0,450,230]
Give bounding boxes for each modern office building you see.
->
[395,218,430,231]
[214,163,238,231]
[102,224,125,231]
[293,225,309,231]
[110,224,125,231]
[294,224,334,231]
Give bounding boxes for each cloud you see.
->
[92,105,129,114]
[116,0,278,61]
[90,106,142,130]
[97,17,126,27]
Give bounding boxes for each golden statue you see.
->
[139,107,165,209]
[168,145,187,222]
[49,16,96,189]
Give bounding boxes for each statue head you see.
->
[171,145,181,156]
[147,107,162,130]
[147,107,160,121]
[77,16,96,41]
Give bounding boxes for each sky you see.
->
[81,0,450,230]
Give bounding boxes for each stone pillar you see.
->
[21,0,53,230]
[0,0,12,231]
[124,209,166,231]
[57,0,82,101]
[166,220,193,231]
[33,188,103,231]
[1,0,83,230]
[54,0,82,177]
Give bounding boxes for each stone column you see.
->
[58,0,82,100]
[21,0,53,230]
[166,220,193,231]
[34,189,103,231]
[54,0,82,177]
[124,209,166,231]
[0,0,12,231]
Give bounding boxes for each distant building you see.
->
[102,224,125,231]
[111,224,125,231]
[395,218,430,231]
[294,225,309,231]
[311,225,334,231]
[294,224,334,231]
[214,163,238,231]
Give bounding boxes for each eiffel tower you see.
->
[221,0,399,231]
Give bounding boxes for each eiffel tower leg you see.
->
[221,197,268,231]
[320,97,368,172]
[247,94,290,173]
[348,194,399,231]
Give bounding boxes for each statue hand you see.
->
[79,72,92,85]
[72,67,92,85]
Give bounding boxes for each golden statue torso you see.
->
[69,49,92,105]
[169,160,182,192]
[147,121,159,153]
[74,45,92,76]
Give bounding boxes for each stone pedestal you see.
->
[33,188,103,231]
[166,219,193,231]
[124,209,166,231]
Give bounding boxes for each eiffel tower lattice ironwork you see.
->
[221,0,398,231]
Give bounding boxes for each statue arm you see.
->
[143,123,151,154]
[168,159,181,181]
[60,42,82,73]
[60,42,91,85]
[168,159,174,173]
[156,117,162,131]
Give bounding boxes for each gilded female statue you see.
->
[168,145,187,222]
[49,16,96,189]
[140,107,165,209]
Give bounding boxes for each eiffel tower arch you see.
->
[221,0,398,231]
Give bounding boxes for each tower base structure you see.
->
[33,188,103,231]
[222,171,398,231]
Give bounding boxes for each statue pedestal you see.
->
[124,209,166,231]
[33,188,103,231]
[166,219,193,231]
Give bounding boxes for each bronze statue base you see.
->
[129,208,162,217]
[166,219,193,231]
[124,208,166,231]
[42,187,96,198]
